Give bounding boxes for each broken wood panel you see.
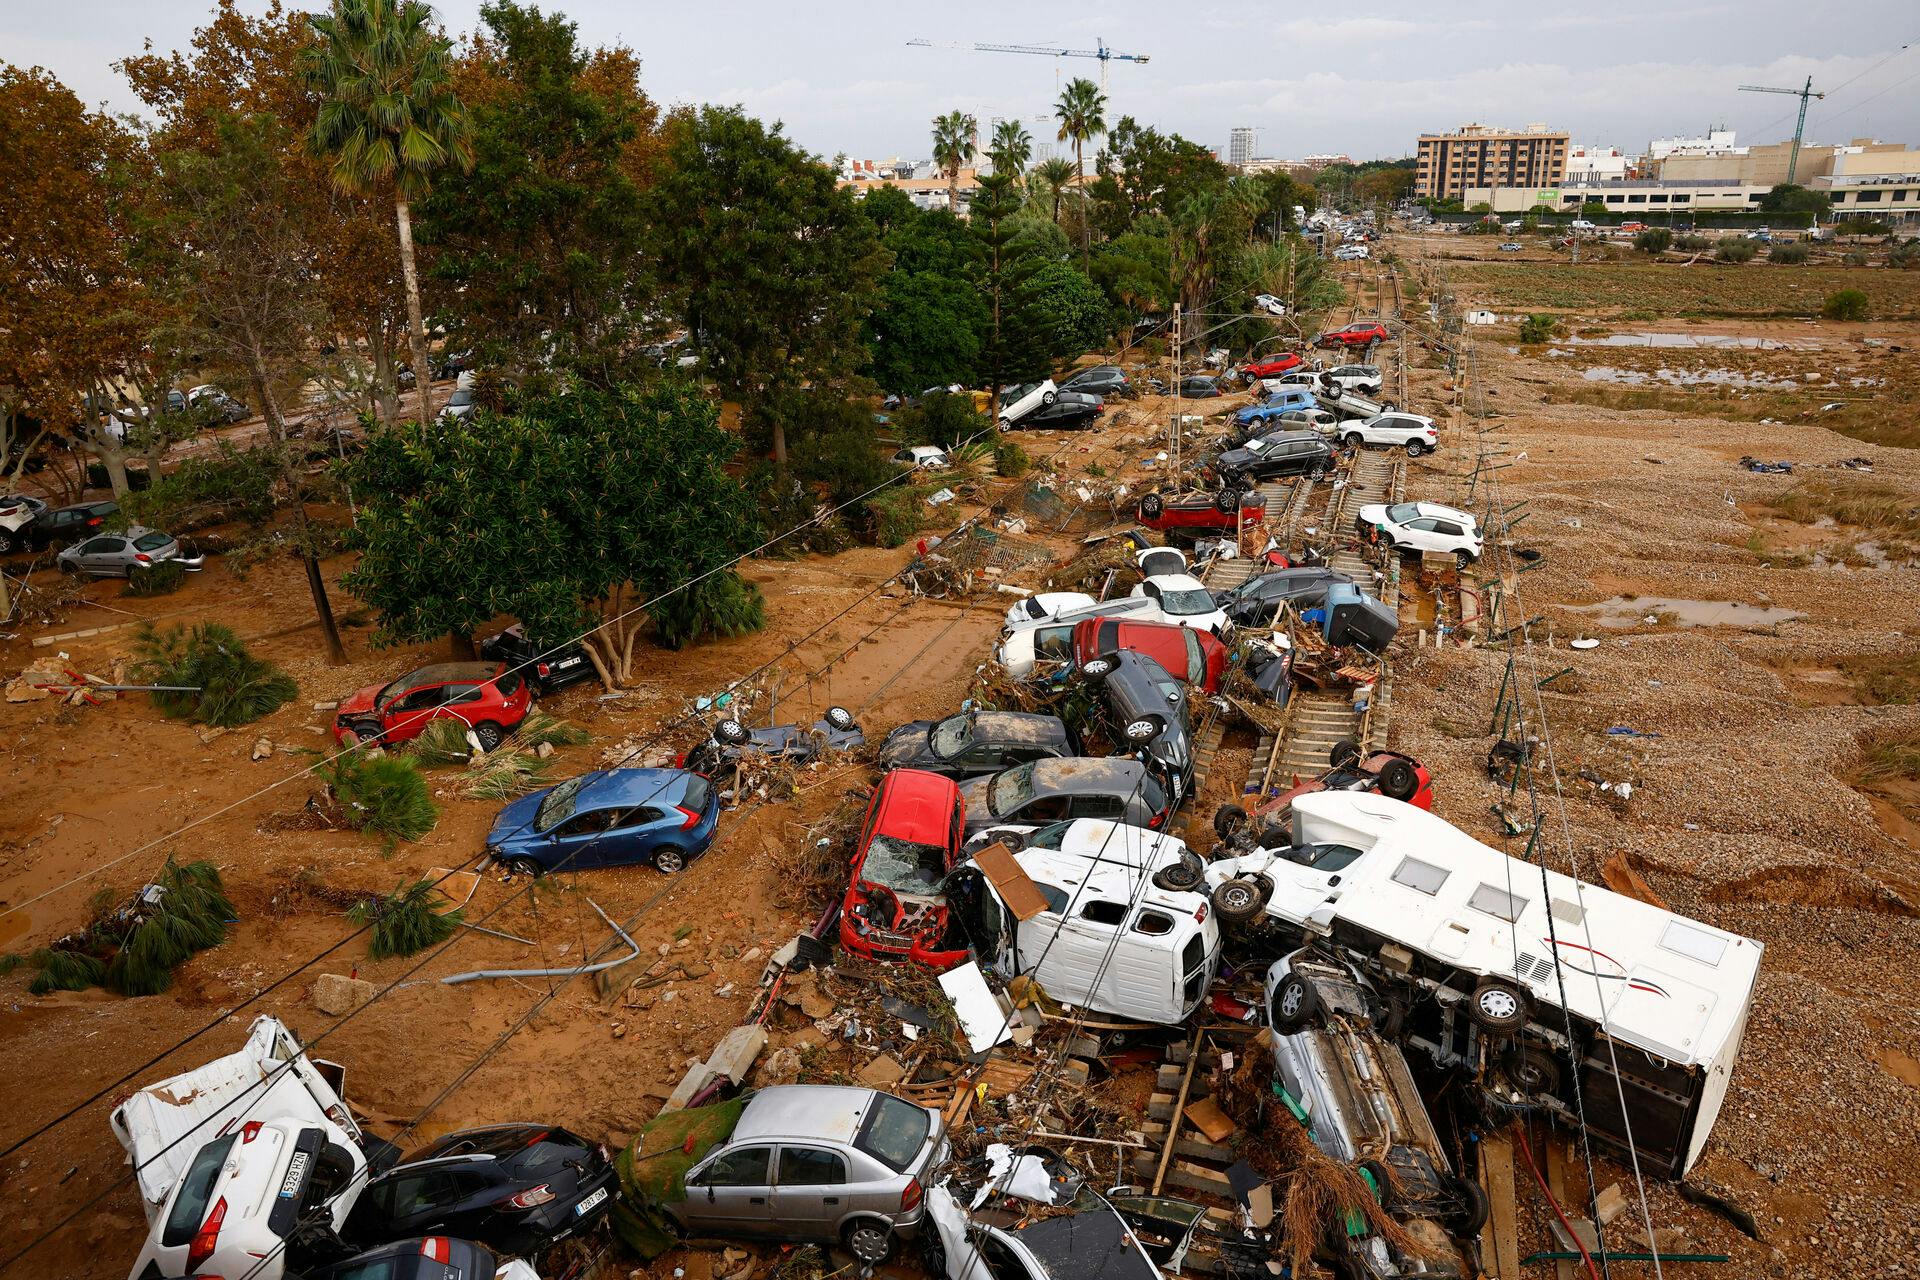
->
[1479,1129,1523,1280]
[1543,1135,1575,1280]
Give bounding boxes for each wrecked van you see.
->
[1207,791,1762,1178]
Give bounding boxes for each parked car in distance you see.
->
[431,349,473,379]
[57,525,203,579]
[343,1124,618,1258]
[1218,565,1354,627]
[1569,218,1597,232]
[1011,390,1102,430]
[24,499,119,551]
[997,379,1058,425]
[1136,489,1262,535]
[0,493,48,553]
[1318,364,1382,396]
[1498,242,1523,252]
[1356,500,1483,565]
[333,662,533,750]
[1004,591,1097,629]
[1340,411,1439,457]
[879,710,1077,780]
[478,623,599,695]
[1172,374,1222,398]
[1211,431,1335,487]
[1240,352,1303,380]
[892,445,951,469]
[958,757,1173,838]
[487,767,719,875]
[1253,293,1289,316]
[306,1237,539,1280]
[1059,365,1133,398]
[670,1086,948,1264]
[186,384,250,423]
[1128,572,1229,637]
[840,768,967,967]
[1315,321,1388,349]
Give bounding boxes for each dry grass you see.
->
[1769,479,1920,547]
[1838,651,1920,706]
[1449,260,1920,319]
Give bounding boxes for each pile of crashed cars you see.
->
[113,349,1761,1280]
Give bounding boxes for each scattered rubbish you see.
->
[927,487,956,506]
[1738,456,1793,474]
[1606,726,1661,738]
[939,961,1012,1053]
[1570,637,1600,651]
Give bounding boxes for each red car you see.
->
[332,661,534,751]
[1241,352,1304,379]
[1137,489,1264,534]
[1070,617,1228,693]
[1315,322,1389,350]
[839,768,969,970]
[1266,741,1432,813]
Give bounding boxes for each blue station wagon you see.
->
[486,768,720,875]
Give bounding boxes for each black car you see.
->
[1011,390,1102,430]
[957,757,1173,837]
[878,710,1078,780]
[1219,565,1354,627]
[1212,431,1334,487]
[1060,365,1133,398]
[342,1124,618,1257]
[1078,649,1193,803]
[308,1237,507,1280]
[1175,375,1223,398]
[478,623,599,695]
[24,499,119,551]
[682,706,864,775]
[431,350,473,379]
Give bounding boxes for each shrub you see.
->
[320,751,438,846]
[130,621,298,727]
[1769,241,1810,264]
[123,559,188,598]
[104,859,234,996]
[867,487,930,548]
[1845,249,1870,267]
[902,392,991,450]
[994,437,1032,478]
[121,442,280,531]
[1673,234,1711,251]
[1822,289,1871,321]
[1518,314,1559,344]
[649,571,766,650]
[1845,219,1892,238]
[1633,229,1672,255]
[350,879,462,960]
[1715,239,1759,263]
[1891,240,1920,270]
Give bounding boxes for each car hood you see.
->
[337,684,381,717]
[878,722,935,768]
[488,789,550,846]
[1356,503,1389,524]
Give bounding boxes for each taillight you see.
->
[675,805,702,830]
[240,1121,263,1143]
[537,662,551,677]
[135,552,152,563]
[1148,812,1165,828]
[420,1237,451,1263]
[87,516,103,526]
[1195,903,1209,923]
[900,1177,923,1212]
[501,1183,555,1210]
[185,1197,226,1272]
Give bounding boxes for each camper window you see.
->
[1467,883,1527,923]
[1390,856,1449,895]
[1080,900,1128,927]
[1659,919,1729,966]
[1290,842,1362,871]
[1182,934,1205,974]
[1133,909,1175,936]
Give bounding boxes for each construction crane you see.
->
[1738,76,1825,184]
[907,38,1149,93]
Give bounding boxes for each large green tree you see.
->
[647,107,886,464]
[866,207,987,394]
[973,155,1051,411]
[931,109,976,216]
[1054,77,1107,266]
[303,0,472,420]
[342,379,765,671]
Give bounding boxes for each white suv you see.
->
[1320,364,1382,397]
[998,379,1058,425]
[1129,572,1229,636]
[1356,500,1482,564]
[1341,412,1438,457]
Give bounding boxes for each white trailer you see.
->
[1206,791,1762,1177]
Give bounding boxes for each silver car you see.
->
[56,525,204,578]
[671,1085,948,1263]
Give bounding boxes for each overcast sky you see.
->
[13,1,1919,163]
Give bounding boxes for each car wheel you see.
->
[1080,655,1115,680]
[1271,972,1320,1034]
[1042,390,1057,405]
[921,1226,949,1278]
[713,718,751,746]
[506,856,545,879]
[1455,549,1477,570]
[1378,758,1421,801]
[348,719,384,747]
[1467,978,1530,1034]
[1140,493,1165,519]
[0,530,12,554]
[825,705,858,732]
[471,720,505,753]
[1405,440,1426,458]
[1309,462,1330,480]
[843,1220,894,1265]
[1213,802,1249,840]
[1329,738,1362,770]
[1449,1175,1492,1236]
[1211,876,1269,924]
[1506,1046,1562,1096]
[653,847,688,874]
[1151,851,1206,892]
[1343,432,1363,449]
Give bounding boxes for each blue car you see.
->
[486,768,719,875]
[1234,391,1316,427]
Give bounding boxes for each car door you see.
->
[683,1144,776,1234]
[767,1146,850,1238]
[1428,519,1468,552]
[952,742,1008,778]
[364,1168,462,1238]
[73,535,124,574]
[1397,517,1440,551]
[545,806,628,869]
[383,684,448,735]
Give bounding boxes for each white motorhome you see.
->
[946,819,1220,1026]
[1205,792,1762,1177]
[111,1016,369,1223]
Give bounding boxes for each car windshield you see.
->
[1242,438,1269,453]
[448,388,474,408]
[929,714,974,759]
[855,1093,931,1172]
[536,775,589,832]
[988,763,1038,816]
[1023,820,1074,850]
[162,1135,238,1247]
[1157,588,1215,616]
[862,833,949,892]
[1386,502,1421,523]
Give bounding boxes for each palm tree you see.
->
[303,0,471,420]
[1034,157,1076,226]
[1053,77,1107,265]
[931,110,976,216]
[991,120,1031,177]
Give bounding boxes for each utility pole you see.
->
[1170,302,1183,479]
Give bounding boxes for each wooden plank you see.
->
[1184,1097,1237,1143]
[1543,1136,1577,1280]
[1151,1028,1205,1194]
[1479,1130,1523,1280]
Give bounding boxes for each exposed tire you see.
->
[713,718,751,746]
[843,1220,894,1266]
[825,705,857,732]
[1507,1047,1562,1096]
[1468,978,1530,1034]
[1456,549,1477,570]
[1080,655,1115,680]
[1378,758,1420,801]
[1042,390,1057,405]
[1450,1175,1491,1236]
[471,720,505,753]
[1270,971,1320,1033]
[1310,462,1330,479]
[1140,493,1165,520]
[0,530,12,554]
[349,720,384,747]
[921,1226,949,1278]
[1211,876,1269,924]
[1358,1158,1394,1205]
[1214,488,1243,515]
[1405,440,1427,458]
[1329,738,1362,770]
[1123,716,1161,743]
[1213,803,1249,840]
[1152,851,1205,892]
[653,846,688,874]
[506,856,545,879]
[1343,432,1364,449]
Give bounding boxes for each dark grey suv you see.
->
[1211,430,1335,487]
[1078,649,1194,803]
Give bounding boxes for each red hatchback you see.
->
[1070,617,1228,692]
[1316,322,1389,349]
[1241,352,1304,379]
[333,662,533,751]
[839,768,968,970]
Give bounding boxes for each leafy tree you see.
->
[1054,77,1107,265]
[303,0,473,419]
[900,392,990,450]
[1715,238,1758,263]
[1091,225,1174,327]
[647,107,886,464]
[973,160,1052,409]
[990,120,1031,176]
[931,109,976,216]
[866,205,986,393]
[1028,260,1112,358]
[1769,241,1810,264]
[1758,183,1827,217]
[1518,314,1559,344]
[1822,289,1869,320]
[859,183,917,233]
[342,379,764,674]
[1580,201,1607,219]
[1634,228,1673,254]
[1090,116,1221,231]
[419,1,657,384]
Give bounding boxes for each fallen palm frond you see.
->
[407,717,476,766]
[463,750,551,800]
[123,560,188,598]
[516,709,589,750]
[130,621,298,727]
[23,858,235,998]
[318,752,438,847]
[350,879,463,959]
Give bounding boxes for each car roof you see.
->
[573,768,694,808]
[1145,572,1208,592]
[872,768,959,842]
[1410,501,1474,521]
[1028,756,1149,791]
[399,662,501,685]
[734,1085,883,1144]
[1012,823,1205,912]
[972,711,1072,743]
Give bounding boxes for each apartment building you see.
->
[1416,123,1568,199]
[1228,127,1256,167]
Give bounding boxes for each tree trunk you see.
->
[949,168,959,218]
[395,197,435,422]
[97,446,131,497]
[244,339,347,665]
[772,417,787,467]
[1075,141,1089,270]
[370,319,399,425]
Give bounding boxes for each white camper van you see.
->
[946,819,1220,1026]
[1205,791,1762,1178]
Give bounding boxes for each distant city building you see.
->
[1647,127,1742,161]
[1461,178,1766,214]
[1654,136,1905,188]
[1229,126,1256,167]
[1565,144,1628,183]
[1810,142,1920,225]
[1415,122,1568,199]
[1300,153,1352,169]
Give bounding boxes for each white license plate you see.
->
[576,1186,609,1215]
[556,657,583,668]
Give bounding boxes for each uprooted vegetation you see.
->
[130,621,299,728]
[316,751,439,848]
[10,859,234,997]
[1766,478,1920,557]
[349,879,465,959]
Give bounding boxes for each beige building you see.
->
[1656,137,1912,187]
[1416,123,1568,199]
[1813,144,1920,225]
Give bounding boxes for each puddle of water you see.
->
[1566,332,1819,350]
[1580,365,1799,391]
[1571,595,1804,629]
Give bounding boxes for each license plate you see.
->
[278,1151,310,1198]
[556,657,582,668]
[576,1186,609,1215]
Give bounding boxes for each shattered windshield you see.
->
[1386,502,1421,523]
[861,834,949,892]
[929,714,974,760]
[535,775,588,832]
[989,763,1038,817]
[1157,588,1215,616]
